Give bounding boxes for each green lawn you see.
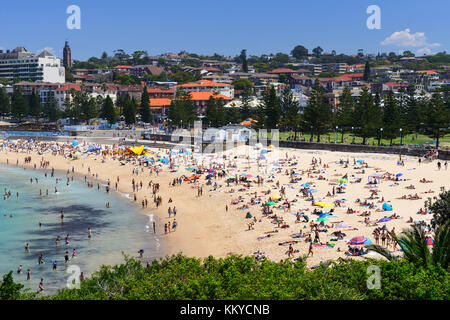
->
[262,131,450,147]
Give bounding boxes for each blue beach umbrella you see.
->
[356,160,364,163]
[72,140,78,146]
[396,173,403,177]
[382,203,393,211]
[307,189,317,193]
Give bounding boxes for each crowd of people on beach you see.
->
[0,137,444,288]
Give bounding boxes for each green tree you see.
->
[205,94,225,127]
[366,220,449,271]
[139,87,152,123]
[44,91,60,122]
[232,78,253,91]
[302,80,332,142]
[423,92,450,148]
[335,87,354,143]
[280,88,300,137]
[0,87,10,118]
[239,87,253,120]
[0,272,25,300]
[426,188,450,230]
[352,88,381,144]
[259,85,280,129]
[11,87,29,121]
[312,46,324,57]
[29,89,42,120]
[382,90,401,145]
[291,45,309,60]
[123,97,138,125]
[168,90,197,127]
[101,95,117,124]
[240,50,248,73]
[363,61,371,81]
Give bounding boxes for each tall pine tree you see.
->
[139,86,152,123]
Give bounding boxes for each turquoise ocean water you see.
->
[0,165,162,294]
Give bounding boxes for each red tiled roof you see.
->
[187,92,232,101]
[147,88,174,94]
[267,68,297,74]
[55,84,81,91]
[384,82,408,88]
[149,98,172,108]
[113,65,132,69]
[416,70,438,75]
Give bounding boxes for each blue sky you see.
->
[0,0,448,60]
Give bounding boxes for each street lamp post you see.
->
[335,126,338,144]
[399,128,403,147]
[351,127,355,144]
[379,128,383,146]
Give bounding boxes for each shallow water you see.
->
[0,165,163,294]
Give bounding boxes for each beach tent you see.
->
[349,236,372,245]
[126,145,145,155]
[382,203,393,211]
[72,140,79,146]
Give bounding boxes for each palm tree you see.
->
[366,220,449,270]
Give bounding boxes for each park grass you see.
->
[265,131,450,147]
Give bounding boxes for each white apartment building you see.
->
[0,47,65,83]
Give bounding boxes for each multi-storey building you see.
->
[0,47,65,83]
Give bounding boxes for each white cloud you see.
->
[381,28,440,48]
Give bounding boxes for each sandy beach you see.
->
[1,139,448,268]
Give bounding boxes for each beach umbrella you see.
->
[382,203,393,211]
[350,236,371,245]
[307,189,317,193]
[396,173,403,177]
[271,194,281,200]
[356,160,364,163]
